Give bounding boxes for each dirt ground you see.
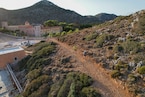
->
[48,38,132,97]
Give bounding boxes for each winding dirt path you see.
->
[48,38,132,97]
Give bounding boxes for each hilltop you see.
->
[0,0,117,25]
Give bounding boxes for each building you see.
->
[1,21,42,37]
[0,47,26,69]
[1,21,63,37]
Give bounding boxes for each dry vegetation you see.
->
[13,10,145,97]
[57,10,145,97]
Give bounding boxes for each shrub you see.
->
[136,14,145,34]
[17,55,31,70]
[133,53,145,63]
[48,80,63,97]
[67,82,76,97]
[96,34,114,47]
[96,34,106,47]
[25,43,55,71]
[79,73,93,87]
[111,70,121,78]
[23,75,51,97]
[35,45,55,57]
[74,28,79,33]
[81,87,101,97]
[85,33,98,41]
[138,66,145,74]
[57,77,73,97]
[34,42,52,53]
[113,44,124,53]
[121,40,140,54]
[15,94,23,97]
[114,61,128,71]
[72,46,77,51]
[29,84,50,97]
[127,74,136,84]
[61,31,67,36]
[26,69,41,82]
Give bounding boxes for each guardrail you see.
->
[6,64,23,93]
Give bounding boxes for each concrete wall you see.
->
[0,50,26,69]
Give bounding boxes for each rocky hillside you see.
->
[12,10,145,97]
[0,0,117,25]
[57,10,145,96]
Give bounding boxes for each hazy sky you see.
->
[0,0,145,16]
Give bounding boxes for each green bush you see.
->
[57,77,73,97]
[127,74,136,83]
[96,34,114,47]
[48,80,63,97]
[67,82,76,97]
[114,61,128,71]
[133,53,145,63]
[26,69,41,82]
[35,45,55,57]
[25,43,55,71]
[34,42,53,53]
[66,72,93,87]
[17,55,31,70]
[56,72,94,97]
[121,40,140,54]
[29,84,50,97]
[111,70,121,78]
[23,75,51,97]
[79,73,93,87]
[61,31,67,36]
[136,14,145,34]
[85,33,98,41]
[81,87,101,97]
[44,20,59,27]
[113,44,124,53]
[138,66,145,74]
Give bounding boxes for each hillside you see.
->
[14,41,101,97]
[11,10,145,97]
[0,0,117,25]
[56,10,145,96]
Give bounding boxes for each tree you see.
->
[44,20,59,27]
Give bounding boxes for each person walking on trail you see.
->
[83,50,87,56]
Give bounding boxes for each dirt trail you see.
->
[48,38,132,97]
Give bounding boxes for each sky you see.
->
[0,0,145,16]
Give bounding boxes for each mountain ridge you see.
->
[0,0,117,25]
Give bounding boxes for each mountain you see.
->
[95,13,117,22]
[0,0,117,25]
